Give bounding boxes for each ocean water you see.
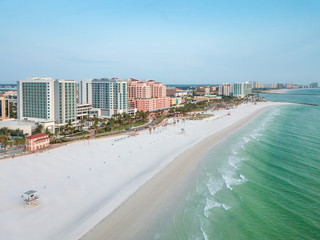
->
[152,88,320,240]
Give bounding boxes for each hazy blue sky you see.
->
[1,0,319,84]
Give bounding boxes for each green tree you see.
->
[45,128,51,136]
[66,120,73,134]
[0,135,9,154]
[108,118,115,132]
[35,124,44,134]
[13,137,20,149]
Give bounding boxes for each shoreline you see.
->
[0,102,291,240]
[80,105,276,240]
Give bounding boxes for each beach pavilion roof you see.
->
[24,190,37,196]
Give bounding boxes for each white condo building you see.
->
[91,78,128,117]
[218,83,232,96]
[79,79,93,105]
[17,77,55,122]
[54,80,77,125]
[231,82,252,98]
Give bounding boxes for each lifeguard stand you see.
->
[22,190,39,206]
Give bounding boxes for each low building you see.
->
[76,104,92,120]
[195,86,210,95]
[194,95,220,102]
[26,133,50,151]
[170,97,184,106]
[210,86,217,94]
[89,108,102,118]
[0,119,55,135]
[129,98,171,112]
[175,90,193,97]
[166,88,176,97]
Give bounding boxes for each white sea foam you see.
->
[228,155,242,169]
[250,134,257,139]
[204,198,231,217]
[222,204,231,210]
[207,177,224,196]
[240,174,247,181]
[219,167,246,191]
[200,225,209,240]
[153,232,161,239]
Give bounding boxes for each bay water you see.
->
[152,88,320,240]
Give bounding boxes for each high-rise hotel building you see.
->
[79,79,93,105]
[17,78,55,122]
[17,77,77,125]
[89,78,128,117]
[218,83,231,96]
[54,80,77,125]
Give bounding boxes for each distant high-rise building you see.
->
[270,83,277,89]
[218,84,231,96]
[91,78,128,117]
[79,79,93,104]
[195,86,210,95]
[251,81,265,89]
[0,95,10,120]
[285,83,293,89]
[309,82,318,88]
[276,83,284,89]
[231,82,252,98]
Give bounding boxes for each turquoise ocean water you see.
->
[152,88,320,240]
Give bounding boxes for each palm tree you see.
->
[109,118,115,132]
[66,120,73,134]
[45,127,51,136]
[13,137,20,149]
[79,117,87,132]
[59,125,65,134]
[35,124,44,134]
[54,132,59,143]
[0,135,9,154]
[1,127,11,136]
[116,115,124,129]
[19,138,26,152]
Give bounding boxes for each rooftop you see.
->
[24,190,37,196]
[0,120,36,127]
[26,133,49,140]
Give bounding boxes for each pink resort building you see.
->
[26,133,50,151]
[127,79,171,112]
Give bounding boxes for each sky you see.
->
[1,0,320,84]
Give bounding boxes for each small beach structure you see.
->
[26,133,50,152]
[22,190,39,206]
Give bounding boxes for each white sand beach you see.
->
[0,102,287,240]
